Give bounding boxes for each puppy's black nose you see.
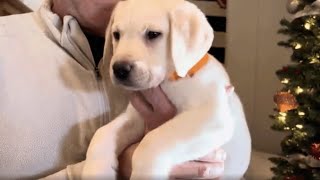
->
[113,62,133,81]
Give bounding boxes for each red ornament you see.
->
[311,143,320,160]
[282,66,289,72]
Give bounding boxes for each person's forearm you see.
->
[40,161,85,180]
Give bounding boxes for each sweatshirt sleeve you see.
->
[40,161,85,180]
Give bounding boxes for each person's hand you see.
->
[52,0,120,36]
[119,143,226,179]
[169,149,226,179]
[117,86,226,179]
[130,87,177,133]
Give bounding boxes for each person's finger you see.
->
[170,161,224,179]
[130,92,153,116]
[118,143,139,179]
[226,85,234,95]
[197,149,227,163]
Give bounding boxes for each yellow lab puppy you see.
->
[83,0,251,179]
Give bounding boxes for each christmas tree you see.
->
[269,0,320,179]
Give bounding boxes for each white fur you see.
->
[130,57,235,179]
[82,0,250,179]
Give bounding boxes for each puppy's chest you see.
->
[160,77,212,113]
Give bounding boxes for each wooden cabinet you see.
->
[0,0,31,16]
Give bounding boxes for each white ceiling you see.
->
[20,0,42,11]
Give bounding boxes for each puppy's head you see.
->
[104,0,213,90]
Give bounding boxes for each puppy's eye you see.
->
[113,31,120,40]
[146,31,162,40]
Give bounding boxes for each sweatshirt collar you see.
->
[35,0,96,70]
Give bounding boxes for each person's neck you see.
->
[51,0,76,19]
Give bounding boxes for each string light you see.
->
[304,17,316,30]
[278,116,286,123]
[310,58,320,64]
[281,78,290,84]
[295,86,304,94]
[284,127,290,130]
[301,132,307,137]
[279,112,287,117]
[304,22,311,30]
[296,124,303,129]
[278,112,287,124]
[294,43,302,49]
[298,111,305,116]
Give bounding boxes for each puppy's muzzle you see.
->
[111,60,153,90]
[113,61,134,81]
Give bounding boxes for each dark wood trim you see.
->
[7,0,32,12]
[0,0,32,16]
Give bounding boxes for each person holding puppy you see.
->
[0,0,250,179]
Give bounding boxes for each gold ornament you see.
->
[274,92,299,112]
[304,17,316,30]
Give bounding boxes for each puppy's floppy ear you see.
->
[101,2,130,119]
[101,3,119,77]
[169,1,214,77]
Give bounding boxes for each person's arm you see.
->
[118,143,226,180]
[41,87,226,180]
[40,161,85,180]
[125,87,226,179]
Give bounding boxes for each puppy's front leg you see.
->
[82,104,144,180]
[130,86,234,180]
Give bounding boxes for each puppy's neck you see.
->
[168,54,210,81]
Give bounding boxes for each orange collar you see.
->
[169,53,210,81]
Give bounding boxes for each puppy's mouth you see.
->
[111,69,154,91]
[111,61,165,91]
[112,77,151,91]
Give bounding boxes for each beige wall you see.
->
[226,0,292,154]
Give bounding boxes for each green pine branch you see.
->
[270,7,320,179]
